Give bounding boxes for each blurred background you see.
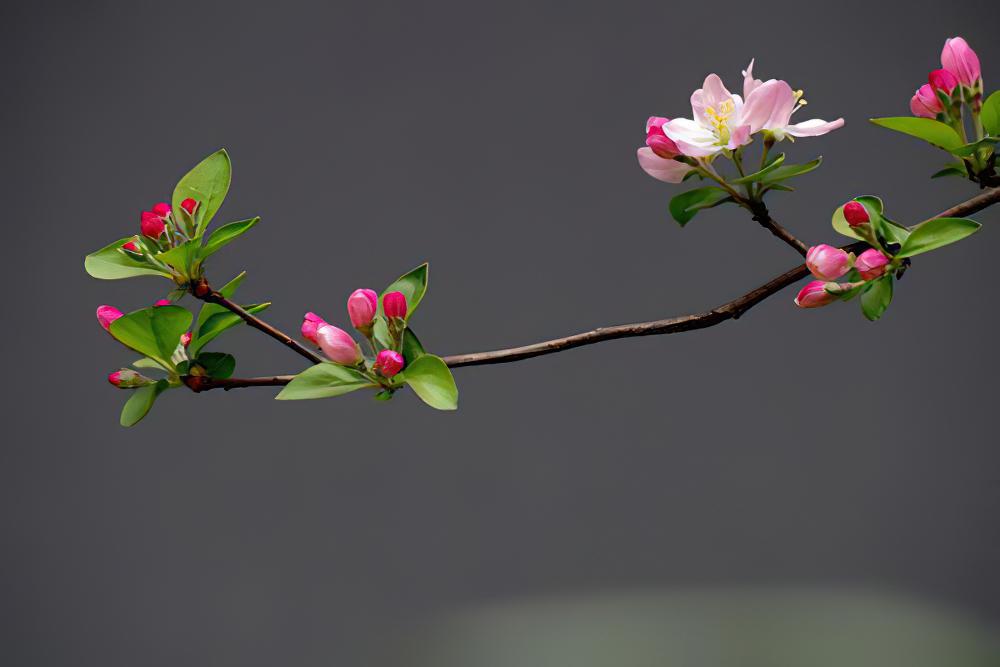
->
[2,0,999,664]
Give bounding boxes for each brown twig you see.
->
[748,202,809,256]
[184,187,1000,389]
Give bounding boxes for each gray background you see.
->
[2,0,999,664]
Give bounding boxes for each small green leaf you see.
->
[193,302,271,354]
[869,117,963,151]
[201,217,259,258]
[949,137,1000,157]
[195,352,236,379]
[400,354,458,410]
[931,163,967,179]
[381,263,429,322]
[155,239,202,278]
[981,90,1000,136]
[109,306,193,369]
[896,217,981,258]
[758,157,823,184]
[731,153,786,184]
[275,363,376,400]
[172,149,232,236]
[84,237,172,280]
[401,328,426,363]
[132,357,168,371]
[120,379,169,427]
[860,275,894,322]
[668,187,732,226]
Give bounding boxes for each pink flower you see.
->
[645,117,681,159]
[180,332,192,347]
[316,324,362,365]
[374,350,404,378]
[153,299,172,306]
[383,291,408,319]
[140,210,166,239]
[180,198,198,215]
[301,312,327,345]
[928,69,958,95]
[97,305,124,331]
[910,84,944,119]
[941,37,981,87]
[122,239,140,253]
[855,248,890,280]
[151,202,172,217]
[347,289,378,328]
[751,78,845,141]
[806,244,852,281]
[843,201,870,227]
[794,281,838,308]
[636,148,693,183]
[107,369,152,388]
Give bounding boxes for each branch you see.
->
[185,187,1000,389]
[748,202,808,256]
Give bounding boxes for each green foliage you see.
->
[730,153,786,184]
[757,157,823,186]
[85,237,172,280]
[860,275,894,321]
[109,305,192,370]
[896,217,981,258]
[194,352,236,379]
[120,380,169,427]
[981,91,1000,136]
[869,117,964,152]
[155,239,202,279]
[275,363,376,400]
[931,163,967,179]
[668,187,731,226]
[381,263,429,321]
[399,355,459,410]
[172,148,232,236]
[201,217,259,258]
[193,303,271,354]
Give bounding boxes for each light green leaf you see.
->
[84,237,172,280]
[758,157,823,184]
[896,217,981,258]
[869,117,963,151]
[931,163,967,179]
[132,357,168,371]
[668,187,732,226]
[400,354,458,410]
[401,328,426,363]
[192,302,271,354]
[120,379,169,427]
[201,217,259,258]
[194,352,236,379]
[860,275,893,322]
[275,363,375,400]
[949,137,1000,157]
[109,306,192,369]
[172,149,232,236]
[730,153,786,184]
[155,239,202,278]
[981,90,1000,136]
[380,263,429,322]
[188,272,247,355]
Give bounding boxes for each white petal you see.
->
[662,118,720,157]
[785,118,845,137]
[636,147,693,183]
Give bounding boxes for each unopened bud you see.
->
[382,291,408,319]
[301,312,328,345]
[374,349,405,378]
[97,305,124,330]
[347,288,378,329]
[806,244,852,281]
[316,324,362,365]
[180,198,199,215]
[843,201,870,227]
[794,281,838,309]
[855,248,890,280]
[108,368,154,388]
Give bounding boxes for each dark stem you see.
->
[748,201,809,256]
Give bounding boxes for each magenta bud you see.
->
[108,368,153,388]
[97,305,124,331]
[645,116,681,159]
[855,248,890,280]
[301,312,327,345]
[180,331,192,347]
[909,84,944,119]
[153,299,172,306]
[928,68,958,95]
[806,244,852,281]
[151,202,172,217]
[383,291,408,319]
[347,288,378,329]
[122,239,141,254]
[843,201,870,227]
[140,210,165,239]
[181,198,198,215]
[941,37,981,88]
[374,349,405,378]
[794,281,838,309]
[316,324,362,365]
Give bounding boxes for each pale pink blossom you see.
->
[374,350,404,378]
[941,37,981,87]
[855,249,890,280]
[806,244,852,281]
[636,148,693,183]
[316,324,362,365]
[910,84,944,119]
[347,289,378,329]
[794,281,838,308]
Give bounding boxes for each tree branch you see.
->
[748,202,808,256]
[185,187,1000,390]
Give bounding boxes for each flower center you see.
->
[704,99,735,144]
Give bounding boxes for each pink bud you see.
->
[151,202,172,217]
[794,281,838,309]
[843,201,870,227]
[180,198,198,215]
[97,305,124,331]
[180,332,192,347]
[383,291,408,319]
[301,312,328,345]
[122,239,140,253]
[153,299,172,306]
[140,210,165,239]
[316,324,362,365]
[645,116,681,159]
[928,68,958,95]
[941,37,981,87]
[855,248,890,280]
[909,84,944,119]
[806,244,852,281]
[347,288,378,329]
[374,349,405,378]
[108,369,152,388]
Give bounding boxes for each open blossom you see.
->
[347,288,378,329]
[301,312,328,345]
[910,84,944,119]
[855,248,890,280]
[97,305,124,330]
[941,37,981,87]
[316,324,362,365]
[374,350,404,378]
[806,244,851,281]
[794,281,838,308]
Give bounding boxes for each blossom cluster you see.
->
[98,301,192,388]
[910,37,983,120]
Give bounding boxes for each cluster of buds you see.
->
[910,37,983,120]
[302,288,409,379]
[795,202,891,309]
[119,198,201,273]
[96,303,191,347]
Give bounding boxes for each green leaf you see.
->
[931,164,967,179]
[120,379,169,427]
[869,117,963,151]
[668,187,732,226]
[192,302,271,354]
[896,217,981,258]
[132,357,168,371]
[275,363,375,400]
[731,153,786,184]
[84,237,172,280]
[172,149,232,236]
[758,157,823,184]
[381,263,429,322]
[109,306,193,369]
[860,276,893,322]
[982,91,1000,136]
[195,352,236,379]
[401,327,426,363]
[949,137,1000,157]
[400,354,458,410]
[155,239,202,278]
[831,195,885,242]
[188,272,248,355]
[201,217,259,258]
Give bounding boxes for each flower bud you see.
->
[909,84,944,119]
[855,248,890,280]
[928,68,958,95]
[180,198,199,215]
[316,324,362,365]
[794,281,838,308]
[806,244,852,281]
[122,239,141,254]
[153,299,172,306]
[151,202,172,217]
[941,37,981,88]
[180,331,192,347]
[374,349,405,378]
[107,368,154,388]
[383,291,408,319]
[347,288,378,329]
[140,210,166,239]
[301,312,328,345]
[645,116,681,159]
[842,201,870,227]
[97,305,124,330]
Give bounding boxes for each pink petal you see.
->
[784,118,845,137]
[636,147,693,183]
[743,79,794,133]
